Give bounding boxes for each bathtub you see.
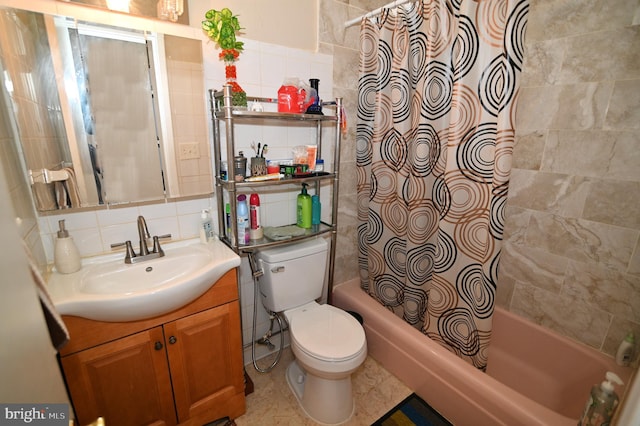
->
[333,279,633,425]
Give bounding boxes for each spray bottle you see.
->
[249,193,263,240]
[578,371,623,426]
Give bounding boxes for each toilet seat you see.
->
[286,303,366,362]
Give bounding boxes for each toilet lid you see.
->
[288,304,366,362]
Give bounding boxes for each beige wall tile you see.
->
[542,130,640,181]
[500,241,568,294]
[563,261,640,323]
[512,131,545,170]
[506,169,589,217]
[511,283,612,349]
[525,212,638,269]
[605,79,640,130]
[583,180,640,229]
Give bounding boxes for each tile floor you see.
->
[236,347,412,425]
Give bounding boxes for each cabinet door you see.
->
[165,302,245,423]
[61,327,177,426]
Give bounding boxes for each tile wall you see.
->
[498,0,640,358]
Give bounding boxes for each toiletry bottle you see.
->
[54,219,81,274]
[578,371,623,426]
[200,209,214,243]
[296,183,312,229]
[311,194,321,229]
[220,161,228,181]
[225,203,231,238]
[237,194,250,245]
[249,193,263,240]
[616,332,635,366]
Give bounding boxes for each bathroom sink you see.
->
[47,238,240,322]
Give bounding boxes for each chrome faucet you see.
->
[110,215,171,264]
[137,215,151,256]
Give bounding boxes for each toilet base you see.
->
[286,360,355,425]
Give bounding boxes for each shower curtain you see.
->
[356,0,528,369]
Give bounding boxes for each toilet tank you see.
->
[257,238,329,313]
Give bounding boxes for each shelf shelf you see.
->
[219,223,335,252]
[215,109,338,122]
[218,172,335,189]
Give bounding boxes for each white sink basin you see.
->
[48,238,240,322]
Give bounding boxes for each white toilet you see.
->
[257,238,367,425]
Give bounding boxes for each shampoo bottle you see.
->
[578,371,623,426]
[616,332,635,366]
[54,219,81,274]
[296,183,312,229]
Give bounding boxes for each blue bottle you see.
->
[311,194,321,227]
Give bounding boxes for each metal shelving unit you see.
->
[208,85,342,295]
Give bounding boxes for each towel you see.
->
[63,167,81,208]
[23,242,70,351]
[263,225,307,241]
[53,168,81,209]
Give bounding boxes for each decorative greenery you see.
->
[202,8,244,61]
[202,8,247,106]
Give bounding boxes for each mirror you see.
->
[0,6,211,212]
[63,0,190,25]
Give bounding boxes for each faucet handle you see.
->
[152,234,171,256]
[110,240,136,263]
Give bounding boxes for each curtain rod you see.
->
[344,0,414,28]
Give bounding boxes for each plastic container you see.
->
[54,219,81,274]
[578,371,623,426]
[616,332,635,366]
[237,194,250,245]
[296,183,312,229]
[249,193,263,240]
[266,160,280,174]
[315,159,324,172]
[234,151,247,181]
[200,209,214,243]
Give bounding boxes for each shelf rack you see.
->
[208,85,342,298]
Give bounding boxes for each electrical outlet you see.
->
[179,142,200,160]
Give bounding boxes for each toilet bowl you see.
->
[256,239,367,425]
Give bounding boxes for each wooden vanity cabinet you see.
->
[59,269,245,426]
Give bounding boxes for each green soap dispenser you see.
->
[297,183,312,229]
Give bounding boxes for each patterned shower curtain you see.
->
[356,0,528,369]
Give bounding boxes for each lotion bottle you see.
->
[578,371,623,426]
[54,219,81,274]
[616,332,635,366]
[200,209,214,243]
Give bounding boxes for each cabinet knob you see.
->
[154,341,163,351]
[169,336,177,344]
